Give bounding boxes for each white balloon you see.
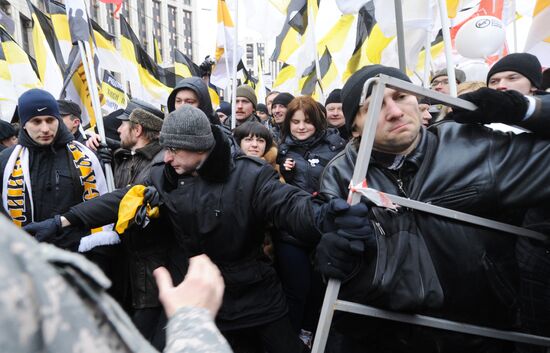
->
[455,16,506,59]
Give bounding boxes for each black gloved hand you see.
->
[316,228,374,281]
[97,143,113,165]
[448,88,528,125]
[318,198,370,234]
[143,186,160,207]
[135,186,160,227]
[23,215,62,242]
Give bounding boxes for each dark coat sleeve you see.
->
[252,163,322,246]
[63,187,130,229]
[516,94,550,137]
[488,128,550,207]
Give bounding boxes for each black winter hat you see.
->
[325,89,342,106]
[216,101,231,116]
[342,65,410,130]
[487,53,542,89]
[271,92,294,108]
[256,103,268,114]
[57,100,82,118]
[0,120,16,140]
[18,88,60,126]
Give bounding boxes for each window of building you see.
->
[168,5,177,61]
[246,43,254,68]
[184,0,191,5]
[153,0,162,57]
[90,0,99,21]
[121,1,130,22]
[182,10,192,57]
[19,14,30,54]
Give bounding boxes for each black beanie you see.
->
[342,65,411,131]
[256,103,268,114]
[271,92,295,107]
[487,53,542,88]
[0,120,16,140]
[325,89,342,106]
[18,88,60,126]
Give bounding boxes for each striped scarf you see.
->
[2,141,119,251]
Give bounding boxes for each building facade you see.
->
[0,0,197,65]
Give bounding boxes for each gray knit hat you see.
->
[160,105,215,151]
[129,108,163,132]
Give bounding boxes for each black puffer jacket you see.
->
[0,123,88,251]
[319,121,550,352]
[278,129,345,194]
[65,125,322,330]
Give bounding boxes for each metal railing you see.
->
[311,74,550,352]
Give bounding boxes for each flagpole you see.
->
[394,0,406,72]
[78,41,115,191]
[512,0,518,53]
[230,0,238,130]
[437,0,457,97]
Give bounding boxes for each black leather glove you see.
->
[23,215,62,242]
[318,198,370,234]
[135,186,160,227]
[316,227,375,281]
[143,186,160,207]
[448,88,528,125]
[97,143,113,165]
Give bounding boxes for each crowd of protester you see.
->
[0,52,549,353]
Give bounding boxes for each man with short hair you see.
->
[318,64,550,353]
[0,89,113,252]
[58,99,85,143]
[223,85,261,129]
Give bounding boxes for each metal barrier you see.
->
[311,75,550,352]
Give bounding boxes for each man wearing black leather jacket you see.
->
[317,64,550,353]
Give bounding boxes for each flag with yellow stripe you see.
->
[27,0,64,96]
[525,0,550,66]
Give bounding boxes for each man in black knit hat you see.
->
[317,64,550,353]
[487,52,543,95]
[324,89,351,140]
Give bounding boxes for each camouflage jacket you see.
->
[0,216,232,353]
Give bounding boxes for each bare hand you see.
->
[283,158,295,171]
[86,132,102,151]
[154,254,225,318]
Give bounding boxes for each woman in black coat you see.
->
[275,96,345,345]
